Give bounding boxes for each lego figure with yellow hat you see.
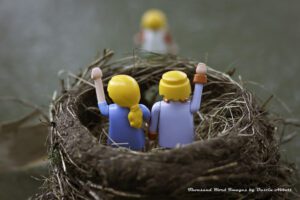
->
[149,63,207,148]
[134,9,177,54]
[91,67,150,151]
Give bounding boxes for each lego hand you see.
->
[193,63,207,84]
[196,63,207,74]
[91,67,103,80]
[148,131,157,140]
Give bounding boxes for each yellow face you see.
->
[159,70,191,101]
[107,75,141,107]
[141,9,167,30]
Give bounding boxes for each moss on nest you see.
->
[35,49,297,200]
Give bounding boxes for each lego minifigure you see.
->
[91,68,150,151]
[149,63,207,148]
[134,9,177,54]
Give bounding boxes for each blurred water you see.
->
[0,0,299,199]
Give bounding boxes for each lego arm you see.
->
[190,84,204,113]
[134,30,144,46]
[165,31,178,55]
[91,68,109,117]
[190,63,207,114]
[140,104,151,123]
[148,102,160,140]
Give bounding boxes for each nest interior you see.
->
[36,50,296,200]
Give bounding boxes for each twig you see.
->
[0,96,49,122]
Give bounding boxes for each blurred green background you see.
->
[0,0,299,199]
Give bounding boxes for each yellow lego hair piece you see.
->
[141,9,167,30]
[108,75,142,128]
[159,70,191,101]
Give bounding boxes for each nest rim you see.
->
[37,50,296,200]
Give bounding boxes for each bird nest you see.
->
[35,49,296,199]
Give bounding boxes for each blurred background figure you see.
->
[134,9,178,54]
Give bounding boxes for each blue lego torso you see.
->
[98,102,150,150]
[158,101,194,147]
[149,84,204,148]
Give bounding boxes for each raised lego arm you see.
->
[91,67,109,117]
[190,84,204,113]
[190,63,207,113]
[91,67,105,103]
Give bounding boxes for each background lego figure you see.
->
[91,68,150,150]
[149,63,207,148]
[134,9,178,54]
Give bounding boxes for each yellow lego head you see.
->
[108,75,142,128]
[159,70,191,101]
[141,9,167,30]
[108,75,141,107]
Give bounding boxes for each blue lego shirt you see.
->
[98,102,150,150]
[149,84,204,148]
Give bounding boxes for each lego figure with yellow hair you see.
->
[91,68,150,151]
[149,63,207,148]
[135,9,177,54]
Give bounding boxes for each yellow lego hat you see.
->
[159,70,191,101]
[141,9,167,30]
